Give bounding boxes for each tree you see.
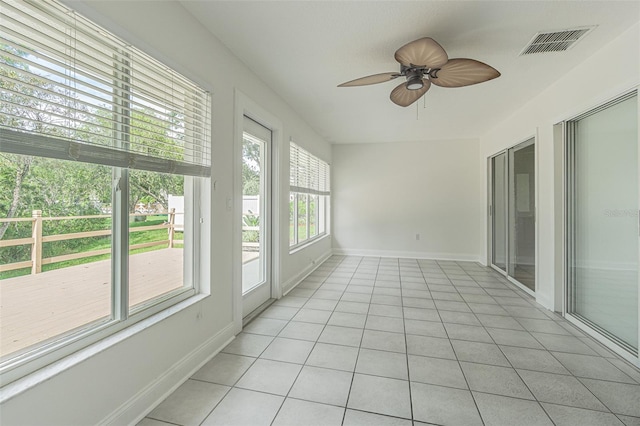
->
[242,139,261,195]
[0,155,31,240]
[128,109,185,212]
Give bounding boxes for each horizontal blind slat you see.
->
[289,142,330,195]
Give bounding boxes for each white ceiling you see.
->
[180,1,639,144]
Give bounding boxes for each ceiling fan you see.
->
[338,37,501,107]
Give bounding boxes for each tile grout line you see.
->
[269,256,348,425]
[226,256,344,426]
[397,258,415,424]
[448,261,556,426]
[188,256,372,426]
[340,255,374,426]
[454,262,630,421]
[433,259,487,426]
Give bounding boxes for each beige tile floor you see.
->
[138,256,640,426]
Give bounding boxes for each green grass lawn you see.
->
[289,222,317,245]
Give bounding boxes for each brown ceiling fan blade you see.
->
[390,79,431,107]
[338,72,400,87]
[430,58,500,88]
[394,37,448,68]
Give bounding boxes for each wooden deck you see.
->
[0,248,183,358]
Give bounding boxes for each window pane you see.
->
[508,141,535,292]
[0,154,112,359]
[241,126,268,294]
[297,193,308,242]
[128,170,190,311]
[309,195,318,238]
[289,193,296,246]
[318,196,326,235]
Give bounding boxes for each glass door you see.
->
[508,139,536,292]
[241,116,272,317]
[489,138,536,294]
[491,153,507,271]
[567,92,638,356]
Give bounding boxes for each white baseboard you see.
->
[282,249,333,295]
[332,248,482,263]
[100,322,235,426]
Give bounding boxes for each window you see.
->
[0,0,210,382]
[289,142,329,248]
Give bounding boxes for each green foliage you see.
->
[242,212,259,243]
[242,139,261,196]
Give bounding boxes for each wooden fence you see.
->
[0,209,182,274]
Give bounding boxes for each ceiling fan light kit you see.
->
[338,37,501,107]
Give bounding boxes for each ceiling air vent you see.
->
[520,27,595,55]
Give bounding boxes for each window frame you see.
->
[0,0,211,386]
[563,90,639,364]
[289,143,330,251]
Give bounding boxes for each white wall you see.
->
[480,23,640,311]
[332,139,482,261]
[0,1,331,424]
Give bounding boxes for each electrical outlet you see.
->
[415,233,420,241]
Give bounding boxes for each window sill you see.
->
[0,293,209,404]
[289,233,330,255]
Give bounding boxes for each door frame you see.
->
[233,90,283,333]
[487,134,538,297]
[488,152,508,274]
[562,89,640,367]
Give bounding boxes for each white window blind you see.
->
[290,142,330,195]
[0,0,211,176]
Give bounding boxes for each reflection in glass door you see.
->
[241,116,271,316]
[508,140,536,292]
[489,138,536,293]
[567,93,638,355]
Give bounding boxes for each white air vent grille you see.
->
[520,27,595,55]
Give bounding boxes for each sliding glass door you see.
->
[509,140,536,291]
[567,92,638,355]
[489,139,536,293]
[491,153,507,271]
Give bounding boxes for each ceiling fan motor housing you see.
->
[405,68,425,90]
